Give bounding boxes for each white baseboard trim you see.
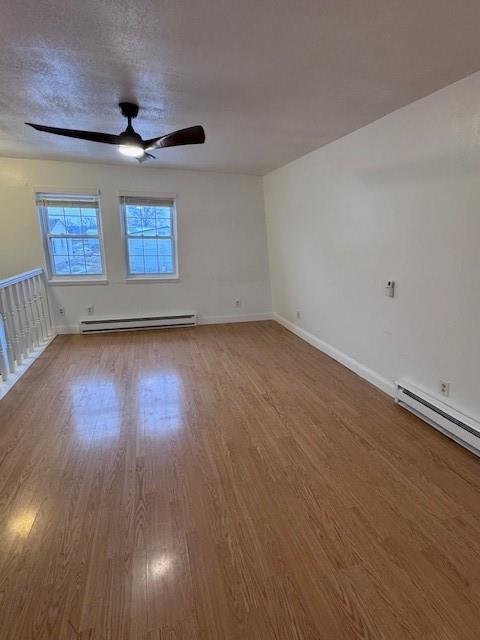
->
[56,325,79,334]
[55,313,273,334]
[198,312,273,325]
[0,336,56,401]
[274,313,395,397]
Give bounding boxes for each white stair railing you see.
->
[0,268,55,387]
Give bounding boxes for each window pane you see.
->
[50,238,101,275]
[125,205,172,237]
[50,237,68,255]
[156,211,172,236]
[81,207,97,217]
[129,254,144,273]
[84,238,100,255]
[156,238,171,255]
[65,207,81,216]
[70,256,87,274]
[143,238,157,255]
[52,254,71,275]
[125,206,144,234]
[64,216,82,234]
[47,209,66,234]
[81,214,99,235]
[68,238,84,256]
[141,208,157,236]
[158,255,174,273]
[85,255,102,274]
[128,238,143,255]
[144,254,159,273]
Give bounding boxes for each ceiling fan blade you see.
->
[145,125,205,151]
[25,123,122,145]
[137,152,156,164]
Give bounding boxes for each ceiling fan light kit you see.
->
[118,145,144,157]
[25,102,205,163]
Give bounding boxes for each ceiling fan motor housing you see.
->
[119,102,139,119]
[120,126,143,147]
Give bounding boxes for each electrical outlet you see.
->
[87,305,94,315]
[296,310,301,320]
[235,300,241,308]
[385,280,395,297]
[440,381,450,397]
[58,306,65,316]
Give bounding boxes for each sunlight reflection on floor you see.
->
[137,371,183,436]
[69,377,120,445]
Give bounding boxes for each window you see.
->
[120,195,178,279]
[37,193,105,279]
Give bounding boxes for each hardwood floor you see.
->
[0,321,479,639]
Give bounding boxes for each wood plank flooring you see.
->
[0,321,479,639]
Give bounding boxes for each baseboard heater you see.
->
[396,381,480,457]
[79,313,197,334]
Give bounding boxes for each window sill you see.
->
[48,278,109,286]
[125,276,180,284]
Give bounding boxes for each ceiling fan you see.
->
[25,102,205,163]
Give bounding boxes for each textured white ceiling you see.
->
[2,0,480,175]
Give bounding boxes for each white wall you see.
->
[264,72,480,419]
[0,158,271,329]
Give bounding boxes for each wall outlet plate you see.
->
[440,381,450,396]
[385,280,395,297]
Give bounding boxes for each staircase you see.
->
[0,268,56,399]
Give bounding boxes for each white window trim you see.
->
[35,191,108,285]
[119,191,179,282]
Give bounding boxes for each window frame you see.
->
[119,192,179,282]
[36,191,107,285]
